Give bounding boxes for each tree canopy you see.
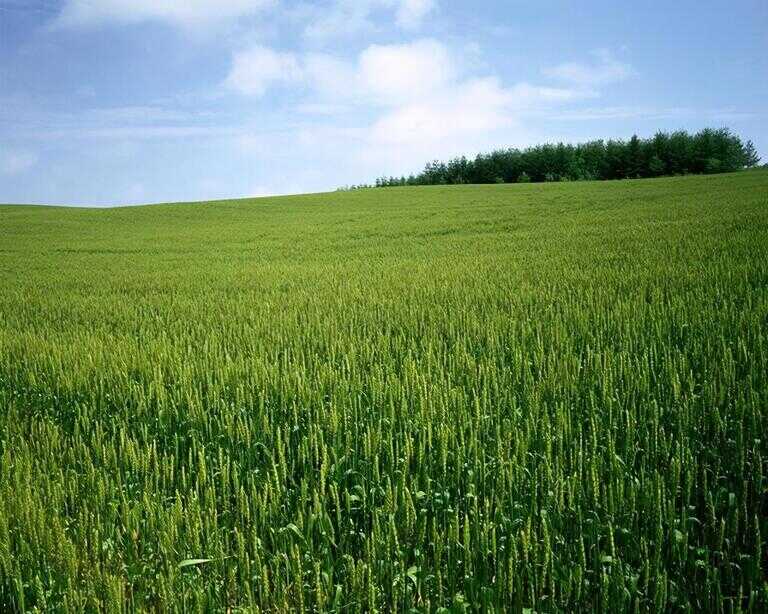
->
[367,128,760,189]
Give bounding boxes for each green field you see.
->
[1,171,767,612]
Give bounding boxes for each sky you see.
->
[1,0,766,206]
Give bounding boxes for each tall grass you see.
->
[1,171,767,611]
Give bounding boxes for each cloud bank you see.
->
[225,38,597,161]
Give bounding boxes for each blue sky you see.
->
[1,0,766,206]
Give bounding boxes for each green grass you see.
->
[1,171,767,612]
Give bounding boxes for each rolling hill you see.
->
[1,171,767,611]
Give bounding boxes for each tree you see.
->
[626,135,644,178]
[666,131,691,175]
[370,129,759,188]
[604,139,627,179]
[648,155,665,176]
[742,140,761,167]
[705,158,722,174]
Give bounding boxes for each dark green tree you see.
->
[742,140,761,167]
[371,129,758,188]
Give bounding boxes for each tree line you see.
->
[352,128,761,189]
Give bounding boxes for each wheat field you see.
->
[1,171,767,612]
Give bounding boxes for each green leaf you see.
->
[283,523,305,542]
[405,565,420,586]
[178,558,212,569]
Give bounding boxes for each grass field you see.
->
[1,171,767,612]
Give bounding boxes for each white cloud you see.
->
[225,46,303,96]
[55,0,274,28]
[53,0,436,35]
[294,102,353,115]
[358,40,452,103]
[226,38,453,103]
[396,0,436,30]
[302,0,438,39]
[302,0,380,40]
[368,79,587,148]
[369,77,511,146]
[225,38,588,111]
[302,54,360,100]
[1,150,38,175]
[544,49,633,86]
[224,38,593,164]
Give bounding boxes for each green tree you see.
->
[648,155,665,176]
[742,140,761,167]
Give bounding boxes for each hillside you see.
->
[1,171,768,611]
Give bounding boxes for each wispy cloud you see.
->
[5,104,235,141]
[395,0,437,30]
[53,0,276,28]
[301,0,438,40]
[0,149,38,175]
[52,0,438,34]
[545,106,759,123]
[544,49,634,86]
[41,125,237,140]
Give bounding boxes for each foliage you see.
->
[1,171,768,611]
[375,128,760,187]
